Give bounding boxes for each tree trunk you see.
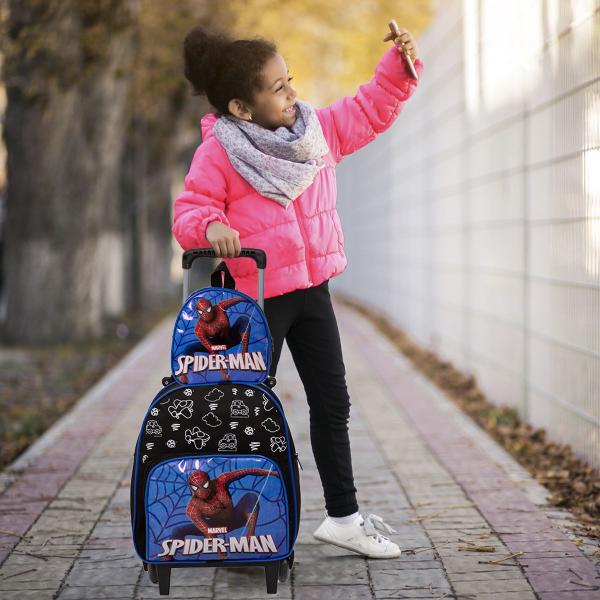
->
[121,110,182,311]
[2,0,140,343]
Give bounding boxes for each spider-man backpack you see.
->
[130,248,302,595]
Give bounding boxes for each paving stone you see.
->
[66,565,140,587]
[453,578,538,594]
[395,549,438,562]
[457,594,537,600]
[58,584,138,599]
[1,591,56,600]
[450,570,531,582]
[294,585,372,600]
[439,555,523,574]
[136,587,213,599]
[293,557,370,585]
[0,578,64,592]
[213,585,293,599]
[295,519,324,545]
[524,569,600,592]
[373,588,452,599]
[370,566,450,591]
[516,555,599,572]
[370,560,444,573]
[537,592,600,600]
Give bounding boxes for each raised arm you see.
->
[172,141,231,251]
[316,45,424,164]
[217,297,245,310]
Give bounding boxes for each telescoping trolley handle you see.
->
[182,248,267,309]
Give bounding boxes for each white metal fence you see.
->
[334,0,600,469]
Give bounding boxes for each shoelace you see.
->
[360,513,397,543]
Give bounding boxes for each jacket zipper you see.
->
[292,200,312,286]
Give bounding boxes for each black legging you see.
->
[263,279,358,518]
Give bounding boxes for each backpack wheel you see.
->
[265,561,279,594]
[148,563,158,584]
[287,551,295,570]
[278,558,290,583]
[157,565,171,595]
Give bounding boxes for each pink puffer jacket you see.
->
[172,45,423,299]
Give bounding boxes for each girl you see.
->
[172,24,423,559]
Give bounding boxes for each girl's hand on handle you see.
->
[383,23,418,63]
[206,220,241,258]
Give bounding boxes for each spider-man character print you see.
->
[168,468,280,560]
[178,296,251,383]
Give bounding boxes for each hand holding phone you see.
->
[386,20,419,80]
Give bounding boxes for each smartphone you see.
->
[388,20,418,80]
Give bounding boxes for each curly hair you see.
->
[183,25,278,117]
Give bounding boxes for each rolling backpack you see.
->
[130,248,302,595]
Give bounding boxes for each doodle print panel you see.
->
[139,385,288,467]
[145,455,288,562]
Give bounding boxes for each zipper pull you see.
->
[294,452,303,471]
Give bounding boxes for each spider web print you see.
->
[146,455,288,561]
[171,289,270,385]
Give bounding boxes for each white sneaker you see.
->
[312,512,402,559]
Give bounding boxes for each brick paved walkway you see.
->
[0,298,598,599]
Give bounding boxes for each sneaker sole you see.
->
[313,532,402,559]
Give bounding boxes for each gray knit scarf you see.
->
[212,99,329,208]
